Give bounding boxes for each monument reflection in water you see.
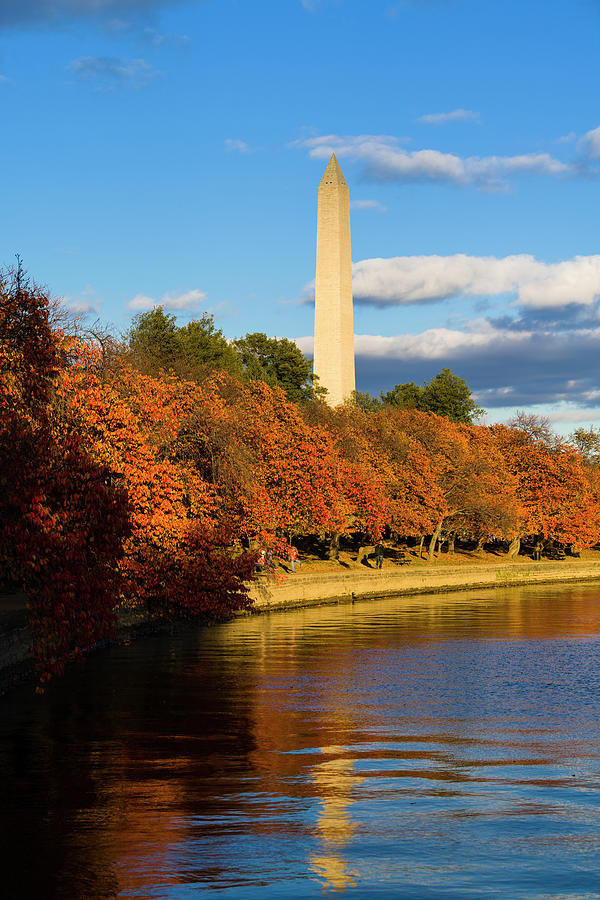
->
[2,582,600,898]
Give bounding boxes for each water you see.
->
[2,583,600,898]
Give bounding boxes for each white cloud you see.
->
[556,131,576,144]
[225,138,251,153]
[128,293,156,311]
[61,284,102,317]
[295,321,533,359]
[418,109,480,125]
[295,133,572,189]
[579,125,600,160]
[127,288,207,311]
[68,56,161,89]
[350,199,387,212]
[67,300,98,315]
[345,254,600,309]
[354,323,532,359]
[550,407,600,424]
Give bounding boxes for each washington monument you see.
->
[313,153,355,407]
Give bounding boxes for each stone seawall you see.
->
[248,560,600,612]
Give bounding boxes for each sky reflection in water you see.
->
[2,583,600,898]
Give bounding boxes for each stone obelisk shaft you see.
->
[313,153,355,407]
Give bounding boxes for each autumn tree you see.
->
[0,265,130,682]
[381,410,518,560]
[492,423,600,554]
[58,352,256,619]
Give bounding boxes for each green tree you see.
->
[382,381,423,410]
[126,306,242,380]
[350,390,383,412]
[177,314,242,380]
[421,369,484,424]
[383,369,484,424]
[570,426,600,468]
[234,332,317,404]
[126,306,178,373]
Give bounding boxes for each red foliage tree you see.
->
[57,352,256,618]
[492,423,600,551]
[0,270,130,682]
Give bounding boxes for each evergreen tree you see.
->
[421,368,484,424]
[383,368,484,424]
[126,307,242,380]
[177,315,242,379]
[382,381,423,410]
[126,306,178,373]
[234,332,317,404]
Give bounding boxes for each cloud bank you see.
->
[128,288,207,311]
[579,125,600,161]
[296,248,600,416]
[296,319,600,414]
[295,133,573,189]
[349,254,600,309]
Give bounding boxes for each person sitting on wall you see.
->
[265,548,276,575]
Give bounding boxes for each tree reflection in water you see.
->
[1,583,600,898]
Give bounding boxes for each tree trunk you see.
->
[328,531,340,560]
[428,522,443,562]
[507,536,521,557]
[475,535,485,554]
[418,536,424,559]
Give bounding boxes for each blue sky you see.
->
[1,0,600,430]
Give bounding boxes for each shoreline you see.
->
[3,557,600,694]
[247,557,600,611]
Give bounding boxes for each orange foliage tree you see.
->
[492,424,600,551]
[175,375,360,546]
[370,409,520,558]
[0,270,130,681]
[57,351,256,618]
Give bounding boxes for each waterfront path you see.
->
[249,557,600,611]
